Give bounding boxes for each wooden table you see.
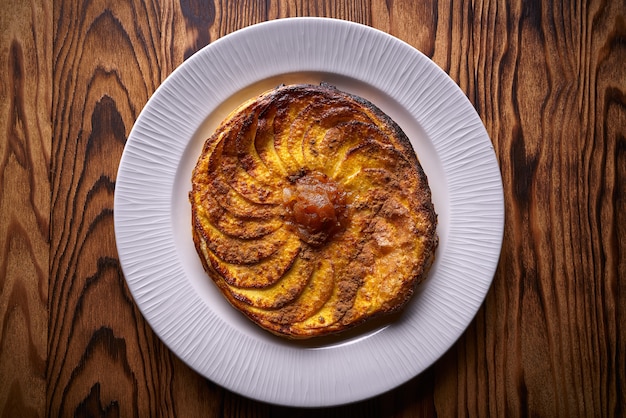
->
[1,0,624,416]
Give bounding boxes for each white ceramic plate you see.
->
[114,17,504,407]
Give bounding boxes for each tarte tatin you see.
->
[190,83,438,338]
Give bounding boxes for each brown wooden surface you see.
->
[1,0,624,416]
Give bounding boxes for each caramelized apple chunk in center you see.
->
[283,171,348,246]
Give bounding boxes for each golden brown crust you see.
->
[190,83,438,338]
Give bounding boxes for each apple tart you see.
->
[190,83,438,338]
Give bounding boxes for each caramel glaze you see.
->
[282,171,349,247]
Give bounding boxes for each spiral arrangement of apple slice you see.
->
[190,84,438,338]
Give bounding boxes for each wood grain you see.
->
[0,0,50,417]
[471,1,626,416]
[48,1,219,416]
[0,0,623,416]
